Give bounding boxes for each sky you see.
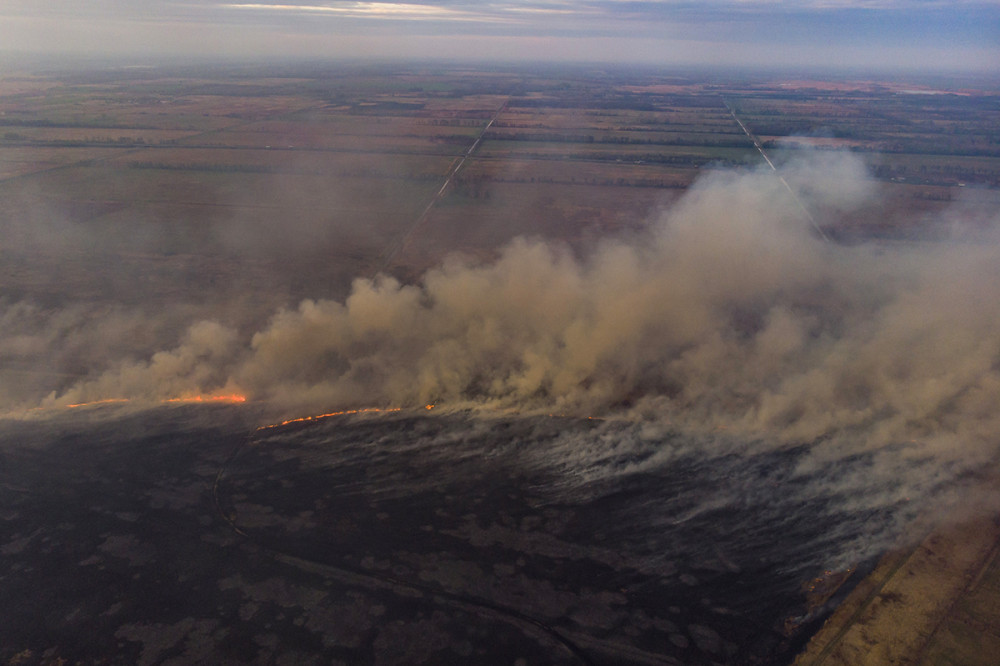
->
[0,1,998,72]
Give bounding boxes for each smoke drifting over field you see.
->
[38,154,996,453]
[5,153,998,500]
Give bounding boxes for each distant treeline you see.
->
[491,121,741,134]
[453,175,686,192]
[507,95,724,111]
[477,152,750,168]
[760,137,1000,158]
[129,161,275,174]
[1,133,151,146]
[0,118,153,130]
[868,163,999,186]
[483,130,752,148]
[127,161,442,180]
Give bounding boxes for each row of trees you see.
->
[483,130,751,147]
[451,175,685,194]
[2,133,150,145]
[869,163,998,185]
[127,161,443,180]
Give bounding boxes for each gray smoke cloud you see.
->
[26,151,1000,478]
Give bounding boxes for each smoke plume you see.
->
[17,152,1000,472]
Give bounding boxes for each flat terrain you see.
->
[794,509,1000,666]
[0,405,897,665]
[3,62,997,405]
[2,63,998,296]
[1,61,999,665]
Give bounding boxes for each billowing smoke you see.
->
[20,152,1000,475]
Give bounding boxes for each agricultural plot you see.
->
[0,145,122,179]
[730,86,1000,186]
[1,62,997,301]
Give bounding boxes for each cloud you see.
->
[220,2,486,21]
[0,0,996,70]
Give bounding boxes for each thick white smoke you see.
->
[39,152,1000,470]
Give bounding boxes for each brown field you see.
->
[0,146,123,179]
[1,127,200,143]
[1,62,997,303]
[170,131,468,155]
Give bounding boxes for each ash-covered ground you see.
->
[0,401,978,665]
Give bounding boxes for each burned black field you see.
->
[0,403,920,665]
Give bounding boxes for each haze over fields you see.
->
[33,150,1000,476]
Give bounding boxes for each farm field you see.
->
[1,62,998,301]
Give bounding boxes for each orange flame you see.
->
[258,407,402,431]
[64,398,131,409]
[164,394,247,404]
[62,393,246,410]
